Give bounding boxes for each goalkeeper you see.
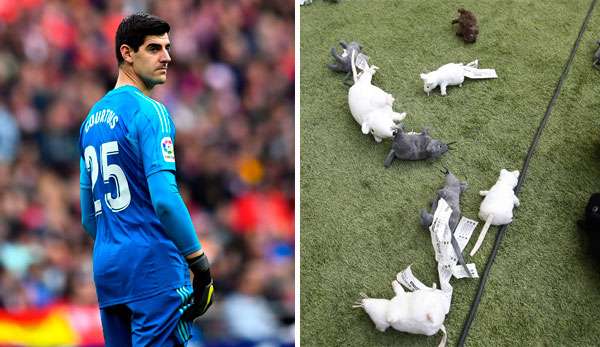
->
[78,13,213,346]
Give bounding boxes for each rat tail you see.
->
[437,324,447,347]
[470,214,493,256]
[351,50,358,84]
[352,292,369,308]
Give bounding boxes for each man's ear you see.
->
[120,44,134,64]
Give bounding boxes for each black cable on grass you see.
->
[457,0,598,345]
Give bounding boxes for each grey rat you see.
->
[384,128,453,168]
[593,40,600,70]
[328,41,363,85]
[420,170,467,231]
[420,170,470,276]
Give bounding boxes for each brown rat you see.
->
[452,8,478,43]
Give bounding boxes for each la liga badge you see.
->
[161,137,175,162]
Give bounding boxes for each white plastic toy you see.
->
[421,60,496,96]
[354,279,448,346]
[421,63,466,96]
[348,51,406,142]
[470,169,520,256]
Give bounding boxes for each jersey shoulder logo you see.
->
[161,137,175,162]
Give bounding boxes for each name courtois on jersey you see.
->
[84,109,119,133]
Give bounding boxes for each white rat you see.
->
[353,279,448,347]
[348,51,406,142]
[470,169,520,256]
[420,60,479,96]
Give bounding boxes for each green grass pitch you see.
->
[300,0,600,346]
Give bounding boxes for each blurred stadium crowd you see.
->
[0,0,294,345]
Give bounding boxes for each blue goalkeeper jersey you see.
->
[79,85,189,308]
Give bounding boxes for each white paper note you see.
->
[454,217,478,251]
[355,53,370,71]
[463,67,497,79]
[396,265,430,291]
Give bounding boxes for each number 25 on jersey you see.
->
[84,141,131,214]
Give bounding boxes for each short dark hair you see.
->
[115,12,170,65]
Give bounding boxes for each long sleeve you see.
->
[147,169,201,256]
[79,157,97,239]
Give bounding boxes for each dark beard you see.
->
[141,75,165,90]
